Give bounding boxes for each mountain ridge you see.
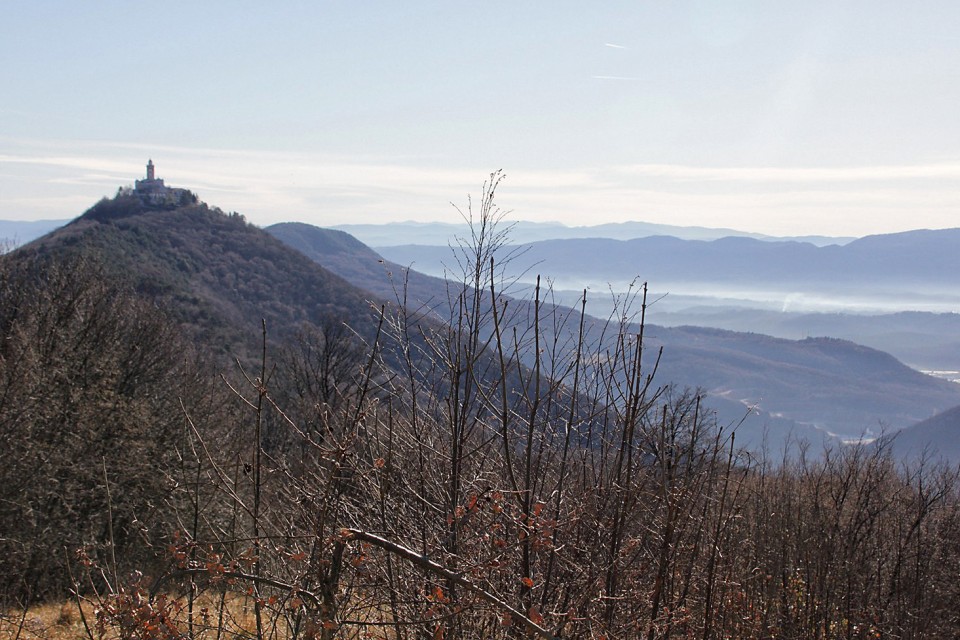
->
[18,198,381,363]
[266,222,960,450]
[333,219,853,247]
[377,229,960,289]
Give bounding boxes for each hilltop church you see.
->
[131,160,194,207]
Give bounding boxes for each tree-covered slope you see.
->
[21,197,382,361]
[0,195,393,599]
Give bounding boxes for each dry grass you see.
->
[0,593,269,640]
[0,600,94,640]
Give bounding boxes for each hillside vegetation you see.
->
[3,181,960,639]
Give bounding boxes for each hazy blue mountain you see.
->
[885,404,960,464]
[643,327,959,440]
[267,222,466,318]
[0,219,69,248]
[376,229,960,325]
[378,229,960,289]
[333,220,852,248]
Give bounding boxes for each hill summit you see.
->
[25,175,379,362]
[84,159,198,221]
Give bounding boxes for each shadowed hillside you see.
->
[1,195,393,599]
[22,199,381,361]
[887,404,960,463]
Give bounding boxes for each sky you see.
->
[3,1,960,237]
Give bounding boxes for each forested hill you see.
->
[0,194,391,599]
[19,196,382,360]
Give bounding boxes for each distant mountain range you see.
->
[5,218,851,251]
[648,307,960,374]
[267,222,960,453]
[375,229,960,371]
[334,220,852,247]
[0,219,68,248]
[376,229,960,295]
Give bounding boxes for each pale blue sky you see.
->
[3,1,960,236]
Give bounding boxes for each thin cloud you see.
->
[6,138,960,236]
[617,163,960,183]
[592,75,637,81]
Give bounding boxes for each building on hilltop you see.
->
[128,159,196,207]
[135,159,166,195]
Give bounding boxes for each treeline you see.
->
[2,181,960,639]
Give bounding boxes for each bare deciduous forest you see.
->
[2,179,960,639]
